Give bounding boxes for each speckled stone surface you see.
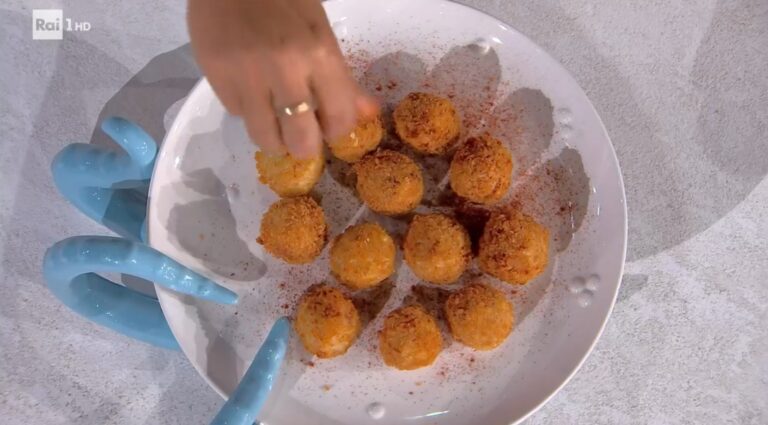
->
[0,0,766,424]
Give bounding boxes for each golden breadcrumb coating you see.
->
[330,222,395,290]
[329,115,384,162]
[294,284,361,358]
[379,305,443,370]
[393,92,461,154]
[258,196,327,264]
[450,134,513,204]
[255,151,324,197]
[353,149,424,215]
[403,213,471,284]
[478,210,549,284]
[445,282,514,350]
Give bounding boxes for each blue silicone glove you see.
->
[46,116,290,424]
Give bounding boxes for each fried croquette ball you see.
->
[329,115,384,162]
[255,151,324,197]
[393,92,461,154]
[379,305,443,370]
[445,282,514,350]
[258,196,327,264]
[294,284,361,358]
[330,222,396,290]
[403,213,471,284]
[353,150,424,215]
[450,134,513,204]
[478,210,549,284]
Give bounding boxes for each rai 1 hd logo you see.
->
[32,9,91,40]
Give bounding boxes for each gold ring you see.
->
[278,100,315,117]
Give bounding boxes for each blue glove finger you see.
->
[100,116,157,168]
[210,317,291,425]
[44,236,238,304]
[51,117,157,241]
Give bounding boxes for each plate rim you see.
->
[149,1,628,423]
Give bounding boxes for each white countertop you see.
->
[1,0,766,423]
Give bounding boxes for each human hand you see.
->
[188,0,378,159]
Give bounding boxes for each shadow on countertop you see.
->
[0,9,221,423]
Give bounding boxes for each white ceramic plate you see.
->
[148,0,627,424]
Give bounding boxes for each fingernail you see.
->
[262,144,287,156]
[356,96,380,119]
[289,145,320,160]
